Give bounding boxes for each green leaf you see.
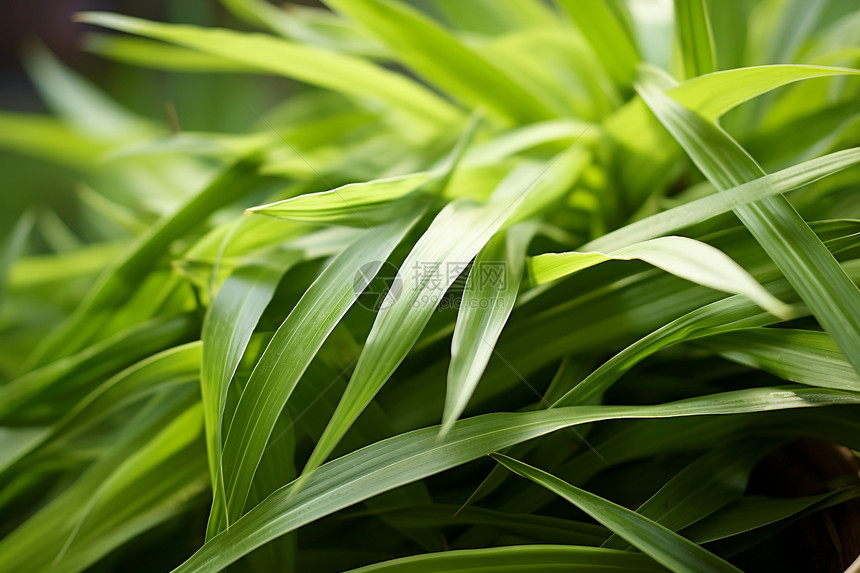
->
[350,503,609,546]
[217,114,481,530]
[603,64,860,210]
[8,242,125,291]
[441,224,534,436]
[25,156,263,367]
[684,485,860,545]
[76,12,459,133]
[0,315,196,422]
[7,342,201,473]
[323,0,555,124]
[23,42,152,141]
[84,34,251,72]
[556,0,640,85]
[636,66,860,374]
[699,328,860,391]
[0,397,206,573]
[344,545,666,573]
[530,235,792,319]
[491,453,742,573]
[246,172,432,226]
[0,113,107,169]
[669,64,860,123]
[585,147,860,252]
[434,0,559,34]
[674,0,716,78]
[0,427,49,476]
[302,196,518,474]
[0,210,34,308]
[602,438,773,549]
[550,264,834,408]
[219,0,387,57]
[173,386,860,572]
[201,251,302,533]
[214,216,419,534]
[301,140,583,472]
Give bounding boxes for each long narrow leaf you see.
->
[699,328,860,391]
[441,224,534,436]
[345,545,666,573]
[76,12,459,132]
[637,66,860,374]
[491,453,742,573]
[530,235,791,318]
[173,386,860,572]
[324,0,555,124]
[214,216,418,534]
[201,252,301,534]
[674,0,716,78]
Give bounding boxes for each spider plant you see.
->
[2,0,860,571]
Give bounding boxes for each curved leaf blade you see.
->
[173,386,860,572]
[76,12,459,131]
[491,453,742,573]
[530,236,791,319]
[345,545,666,572]
[442,224,535,436]
[216,216,419,532]
[637,66,860,374]
[700,328,860,391]
[674,0,716,78]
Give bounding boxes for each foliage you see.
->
[2,0,860,571]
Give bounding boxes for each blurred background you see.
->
[0,0,326,238]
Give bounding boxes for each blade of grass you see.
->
[674,0,716,78]
[302,197,517,475]
[0,394,205,573]
[555,0,639,85]
[84,34,250,72]
[551,277,797,408]
[246,172,432,226]
[441,223,535,436]
[216,115,481,531]
[0,210,34,308]
[699,328,860,391]
[602,438,773,549]
[585,147,860,252]
[323,0,555,124]
[76,12,459,133]
[344,545,666,573]
[491,453,742,573]
[530,235,791,319]
[685,485,860,545]
[4,342,201,474]
[23,42,151,141]
[636,66,860,374]
[351,503,609,546]
[26,156,264,368]
[0,315,195,421]
[0,113,107,169]
[303,145,587,474]
[214,216,419,535]
[201,251,302,534]
[669,64,860,122]
[173,386,860,572]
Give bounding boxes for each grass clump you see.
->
[2,1,860,571]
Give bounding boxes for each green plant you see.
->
[2,0,860,571]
